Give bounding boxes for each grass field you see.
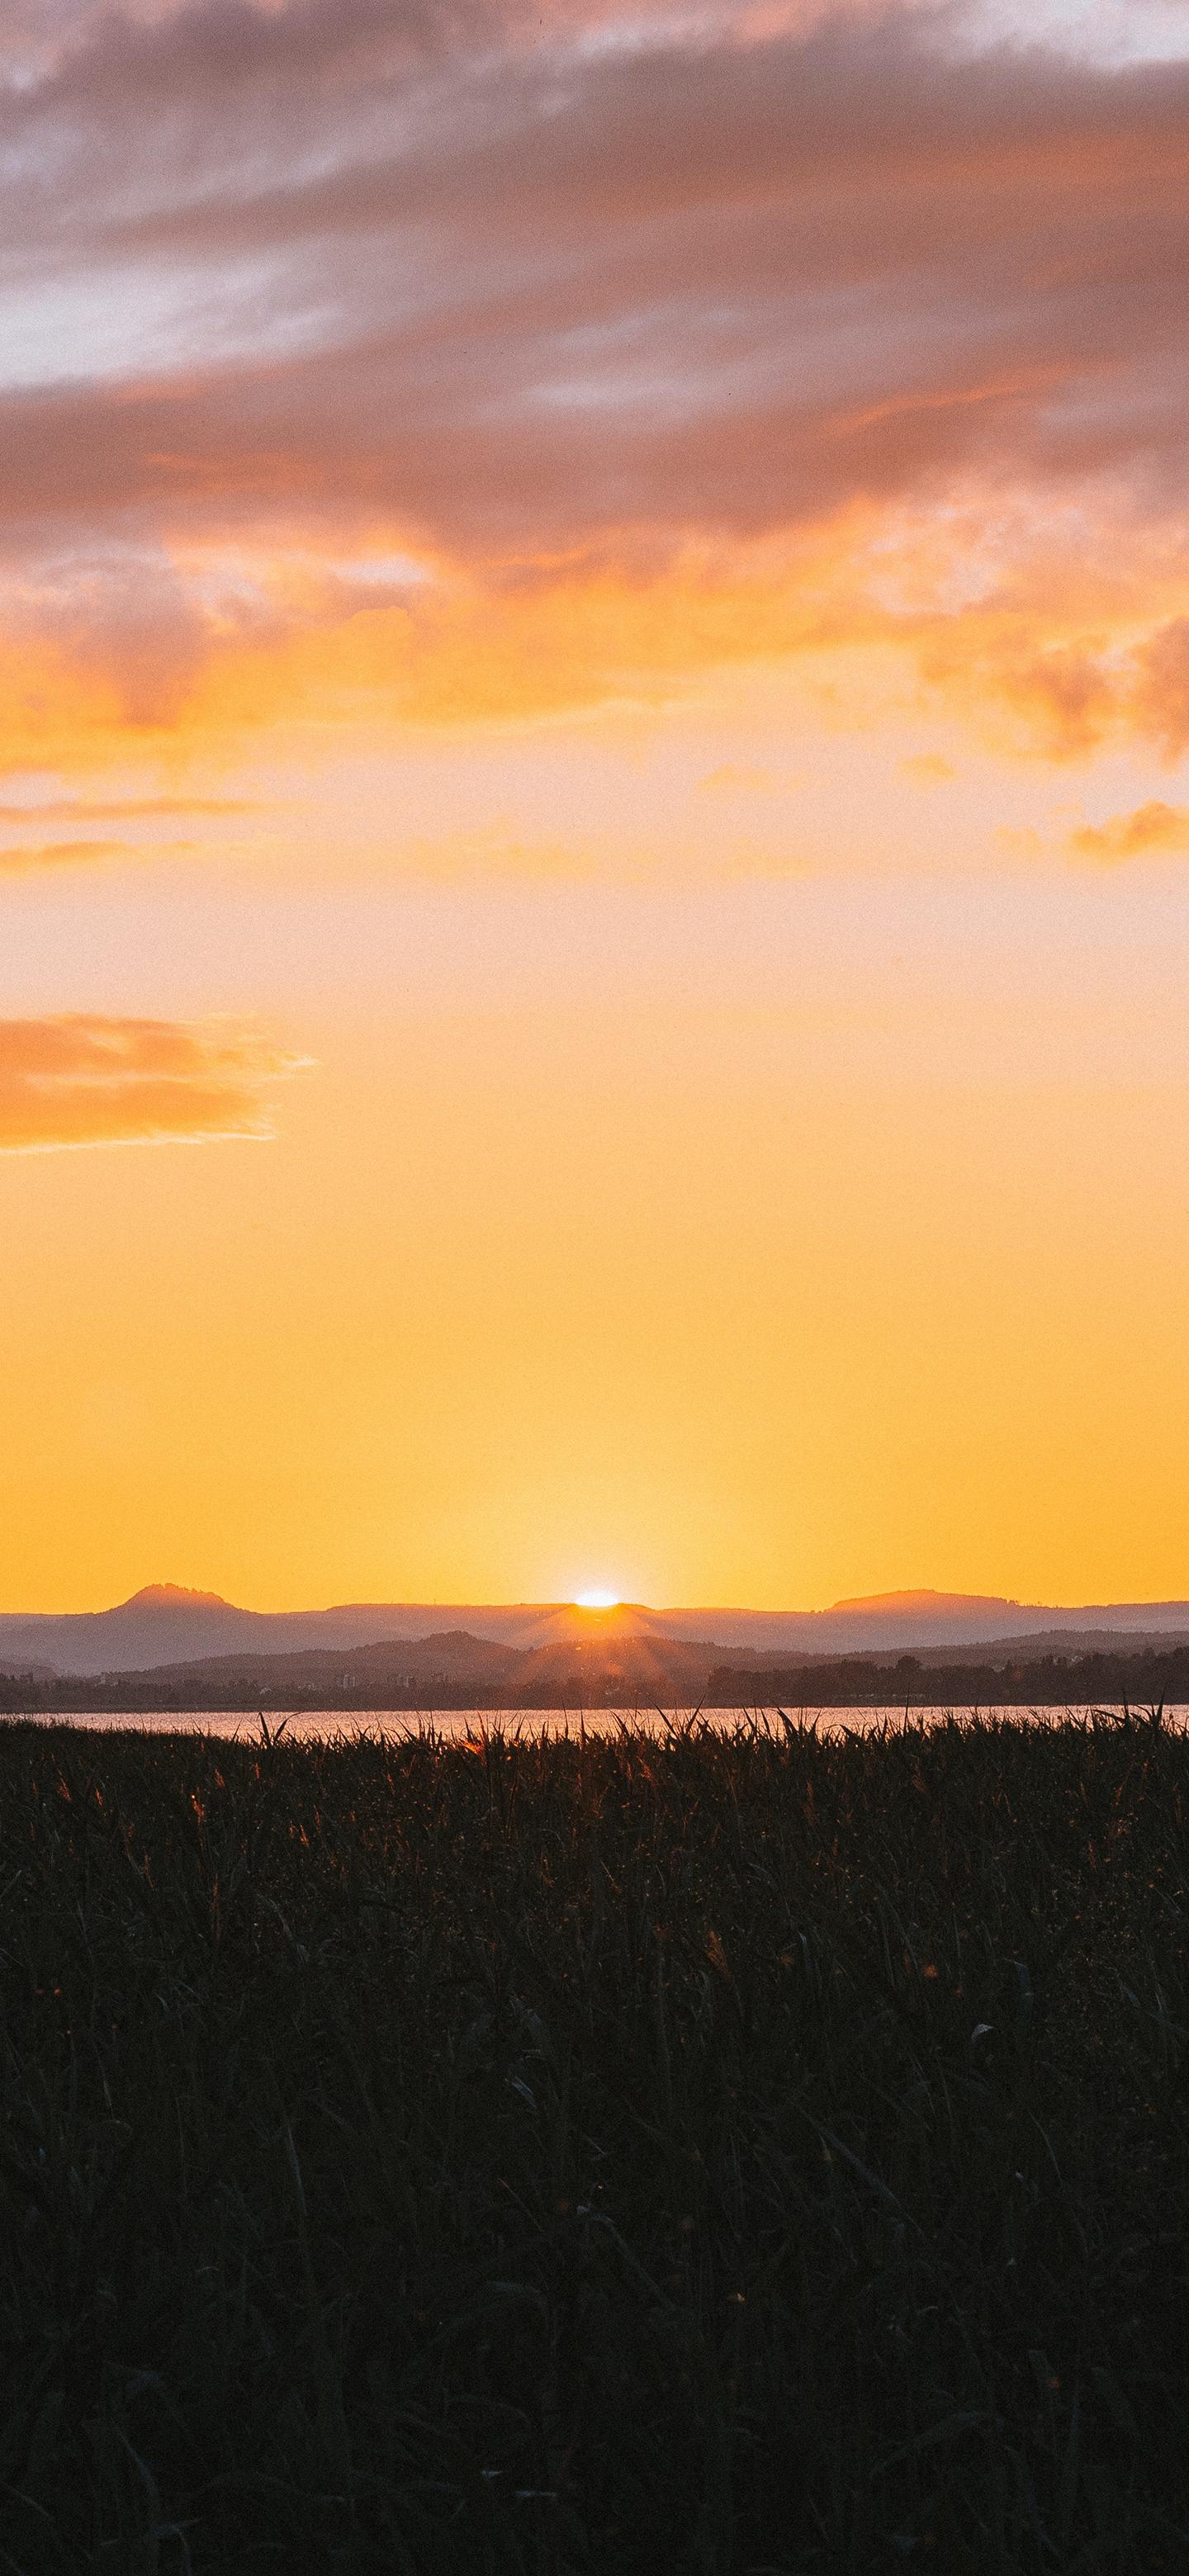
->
[0,1712,1187,2574]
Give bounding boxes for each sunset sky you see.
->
[3,0,1189,1613]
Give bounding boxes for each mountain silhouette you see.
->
[3,1584,1189,1679]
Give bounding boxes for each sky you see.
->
[2,0,1189,1614]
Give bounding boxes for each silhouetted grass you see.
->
[0,1711,1186,2573]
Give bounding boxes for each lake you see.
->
[5,1702,1187,1739]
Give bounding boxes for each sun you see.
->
[575,1588,621,1610]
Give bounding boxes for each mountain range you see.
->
[4,1582,1189,1679]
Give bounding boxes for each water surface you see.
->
[6,1703,1187,1740]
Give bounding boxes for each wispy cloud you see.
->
[0,1015,309,1151]
[0,838,130,870]
[0,834,203,870]
[0,798,262,821]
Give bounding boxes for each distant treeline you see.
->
[705,1646,1189,1707]
[3,1641,1189,1711]
[0,1673,504,1713]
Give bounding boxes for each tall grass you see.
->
[0,1711,1186,2573]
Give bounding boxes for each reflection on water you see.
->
[4,1704,1187,1740]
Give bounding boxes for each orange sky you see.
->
[2,0,1189,1612]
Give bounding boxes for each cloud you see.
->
[0,837,129,869]
[0,2,1188,755]
[1068,799,1189,862]
[0,791,253,865]
[0,797,261,820]
[0,831,202,869]
[1,6,1185,549]
[0,1015,309,1151]
[1135,616,1189,754]
[1,499,1187,772]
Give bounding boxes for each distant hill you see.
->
[3,1579,1189,1683]
[2,1627,758,1711]
[8,1616,1189,1712]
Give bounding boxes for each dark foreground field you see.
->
[1,1717,1187,2574]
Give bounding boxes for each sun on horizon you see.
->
[575,1589,622,1611]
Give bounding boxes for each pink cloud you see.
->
[0,7,1184,554]
[0,1,1187,750]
